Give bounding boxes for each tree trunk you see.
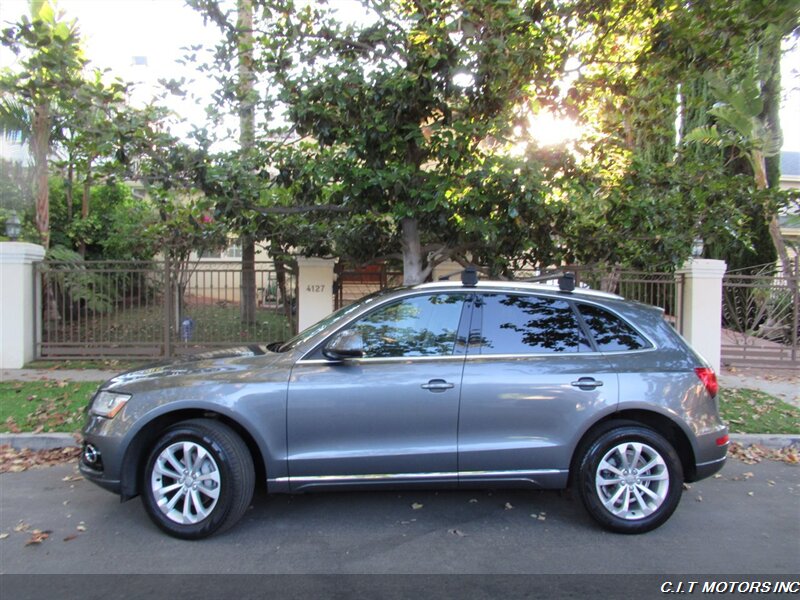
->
[753,148,793,281]
[66,160,73,222]
[79,162,91,257]
[237,0,258,325]
[400,217,427,285]
[31,102,50,247]
[240,235,257,324]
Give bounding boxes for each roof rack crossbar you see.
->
[520,271,576,292]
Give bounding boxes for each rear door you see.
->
[457,292,619,486]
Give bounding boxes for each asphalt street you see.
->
[0,458,798,575]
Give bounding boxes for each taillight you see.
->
[695,367,719,398]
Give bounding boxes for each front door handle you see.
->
[571,377,604,391]
[421,379,455,392]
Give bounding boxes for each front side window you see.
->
[476,294,591,354]
[577,303,650,352]
[352,293,466,358]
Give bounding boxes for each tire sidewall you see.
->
[578,425,683,534]
[142,423,237,540]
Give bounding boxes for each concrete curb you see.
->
[0,432,80,451]
[729,433,800,450]
[1,432,798,452]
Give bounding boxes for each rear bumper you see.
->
[693,454,727,481]
[687,425,729,482]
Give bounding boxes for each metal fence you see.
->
[721,263,799,370]
[514,266,680,323]
[334,264,403,310]
[36,260,297,359]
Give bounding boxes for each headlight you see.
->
[90,391,131,419]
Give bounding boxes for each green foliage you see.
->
[44,245,114,314]
[252,0,572,280]
[47,178,160,260]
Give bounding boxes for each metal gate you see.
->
[36,259,297,359]
[721,261,799,370]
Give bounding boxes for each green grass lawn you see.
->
[25,359,146,370]
[43,303,293,346]
[0,381,99,434]
[719,388,800,435]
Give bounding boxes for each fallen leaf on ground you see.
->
[25,530,50,546]
[448,529,466,537]
[468,499,478,504]
[14,521,29,533]
[0,445,81,473]
[504,502,514,510]
[729,443,799,465]
[0,533,9,540]
[411,503,423,510]
[63,534,78,542]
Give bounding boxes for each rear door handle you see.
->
[421,379,455,392]
[571,377,603,390]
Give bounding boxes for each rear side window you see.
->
[476,294,591,354]
[577,303,650,352]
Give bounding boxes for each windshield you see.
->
[275,288,399,352]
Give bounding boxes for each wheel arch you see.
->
[568,409,697,487]
[118,408,266,501]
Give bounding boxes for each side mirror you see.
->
[323,329,365,361]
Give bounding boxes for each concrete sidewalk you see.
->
[1,368,117,383]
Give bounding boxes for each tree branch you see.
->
[253,204,352,215]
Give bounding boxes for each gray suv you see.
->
[80,274,728,539]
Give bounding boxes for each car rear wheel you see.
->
[577,423,683,534]
[141,419,254,540]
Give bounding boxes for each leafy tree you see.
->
[262,0,569,283]
[0,0,86,247]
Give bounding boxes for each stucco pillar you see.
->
[0,242,46,368]
[296,257,336,332]
[675,258,727,373]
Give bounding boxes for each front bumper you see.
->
[79,459,121,495]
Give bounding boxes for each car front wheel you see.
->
[577,423,683,534]
[141,418,255,540]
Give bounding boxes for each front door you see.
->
[287,292,470,490]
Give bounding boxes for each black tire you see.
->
[577,422,683,534]
[141,418,255,540]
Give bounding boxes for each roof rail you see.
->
[438,267,577,292]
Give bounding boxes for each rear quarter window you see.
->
[577,303,651,352]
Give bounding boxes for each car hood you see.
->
[102,345,293,392]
